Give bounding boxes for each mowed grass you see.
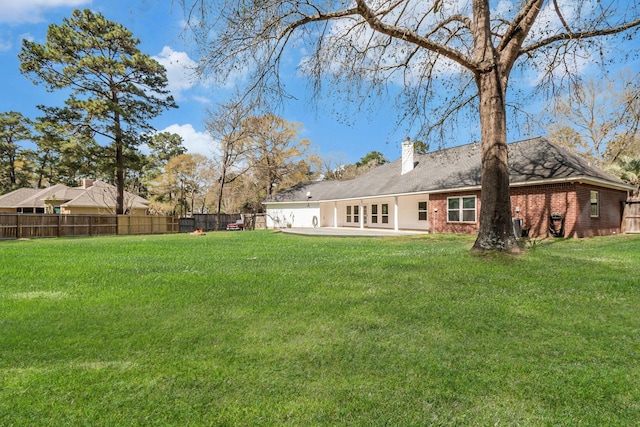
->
[1,231,639,426]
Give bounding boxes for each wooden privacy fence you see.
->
[623,200,640,234]
[0,214,179,240]
[117,215,180,235]
[178,213,267,232]
[179,213,242,232]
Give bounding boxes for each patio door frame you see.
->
[362,204,368,228]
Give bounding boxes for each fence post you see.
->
[16,214,21,239]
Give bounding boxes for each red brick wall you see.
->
[573,184,627,237]
[429,183,627,238]
[429,191,481,235]
[510,183,577,238]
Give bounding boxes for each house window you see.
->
[346,205,352,223]
[381,204,389,224]
[371,204,378,224]
[590,191,599,217]
[447,196,476,222]
[353,205,359,224]
[418,201,428,221]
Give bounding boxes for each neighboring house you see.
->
[0,179,149,215]
[264,137,635,238]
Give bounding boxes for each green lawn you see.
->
[1,231,639,426]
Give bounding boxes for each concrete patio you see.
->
[278,227,428,237]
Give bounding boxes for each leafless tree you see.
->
[179,0,640,251]
[545,72,640,166]
[205,100,255,230]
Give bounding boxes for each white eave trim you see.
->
[510,176,635,191]
[263,200,321,206]
[263,176,634,205]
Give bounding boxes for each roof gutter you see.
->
[509,176,636,192]
[263,176,634,205]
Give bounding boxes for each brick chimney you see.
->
[401,137,414,175]
[81,178,94,189]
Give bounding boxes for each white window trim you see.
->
[371,204,378,224]
[418,201,428,221]
[447,196,477,223]
[590,191,599,218]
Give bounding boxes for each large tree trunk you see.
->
[114,105,125,215]
[116,141,124,215]
[472,67,519,252]
[8,152,16,188]
[216,172,226,231]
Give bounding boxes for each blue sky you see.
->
[0,0,420,164]
[0,0,637,165]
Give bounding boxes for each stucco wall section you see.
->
[266,203,320,228]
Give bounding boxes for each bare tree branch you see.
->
[521,17,640,55]
[179,0,640,251]
[354,0,476,70]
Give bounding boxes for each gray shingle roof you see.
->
[0,188,41,207]
[266,137,632,203]
[0,181,149,209]
[62,181,149,208]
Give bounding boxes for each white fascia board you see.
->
[264,201,321,206]
[509,176,635,192]
[265,176,633,205]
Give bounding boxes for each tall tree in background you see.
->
[322,150,390,181]
[146,132,187,173]
[31,114,66,188]
[356,151,389,168]
[181,0,640,252]
[0,111,32,193]
[206,100,254,229]
[136,132,186,198]
[609,156,640,190]
[244,114,318,208]
[32,105,101,187]
[19,9,176,214]
[352,150,390,176]
[545,74,640,167]
[150,153,215,216]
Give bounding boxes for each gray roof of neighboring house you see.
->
[61,181,149,209]
[0,188,42,207]
[266,137,633,204]
[0,184,76,208]
[0,181,149,209]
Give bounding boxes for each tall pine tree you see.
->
[19,9,176,214]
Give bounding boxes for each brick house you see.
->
[264,137,634,238]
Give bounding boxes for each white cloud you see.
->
[19,33,34,43]
[0,38,10,51]
[522,0,596,85]
[0,0,91,24]
[299,0,467,87]
[153,46,199,100]
[191,95,211,104]
[160,123,216,156]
